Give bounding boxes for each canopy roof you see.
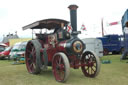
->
[23,19,69,30]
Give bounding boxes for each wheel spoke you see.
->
[27,49,32,54]
[91,66,94,74]
[55,57,59,66]
[85,66,89,70]
[60,71,64,80]
[31,48,36,57]
[29,63,34,72]
[60,64,65,71]
[91,66,95,72]
[88,66,90,74]
[93,65,96,68]
[59,56,62,64]
[93,61,96,63]
[27,57,31,61]
[30,63,33,68]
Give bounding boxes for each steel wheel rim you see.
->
[26,42,36,73]
[81,52,97,77]
[52,55,65,81]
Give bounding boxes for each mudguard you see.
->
[82,50,98,58]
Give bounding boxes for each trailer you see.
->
[82,38,103,58]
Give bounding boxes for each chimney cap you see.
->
[68,5,78,10]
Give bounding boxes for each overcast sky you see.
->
[0,0,128,41]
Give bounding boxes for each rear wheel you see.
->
[25,40,41,74]
[52,52,70,82]
[81,51,100,77]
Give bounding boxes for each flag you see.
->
[81,24,86,31]
[108,21,120,26]
[67,23,72,33]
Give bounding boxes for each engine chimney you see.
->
[68,5,78,33]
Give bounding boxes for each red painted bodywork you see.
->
[38,34,81,69]
[4,42,9,46]
[23,6,100,81]
[0,51,10,56]
[0,47,11,57]
[24,19,84,70]
[39,36,67,63]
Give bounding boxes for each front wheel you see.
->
[81,51,100,77]
[52,52,70,82]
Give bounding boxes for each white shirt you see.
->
[124,27,128,33]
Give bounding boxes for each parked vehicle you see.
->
[0,46,5,52]
[98,34,124,55]
[0,43,7,52]
[82,38,103,58]
[22,5,100,82]
[9,41,27,60]
[0,46,12,59]
[15,41,27,57]
[9,42,22,59]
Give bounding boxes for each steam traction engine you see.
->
[23,5,100,82]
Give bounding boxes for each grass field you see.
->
[0,55,128,85]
